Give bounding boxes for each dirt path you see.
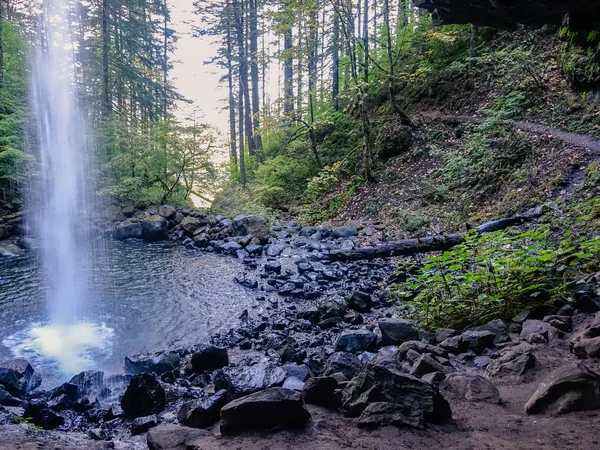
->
[418,111,600,153]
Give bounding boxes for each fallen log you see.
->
[322,207,544,262]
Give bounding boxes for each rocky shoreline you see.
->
[2,204,600,449]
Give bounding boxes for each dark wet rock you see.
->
[214,363,286,397]
[245,243,263,255]
[379,319,418,345]
[278,282,297,295]
[335,330,377,353]
[69,371,104,398]
[570,315,600,359]
[459,330,495,353]
[333,226,358,239]
[264,260,282,274]
[297,306,320,324]
[125,352,181,376]
[302,376,338,406]
[0,386,22,406]
[397,341,449,362]
[189,345,229,374]
[219,241,242,255]
[114,218,143,240]
[435,328,457,344]
[24,400,64,429]
[474,319,510,344]
[220,387,310,435]
[131,414,159,435]
[105,205,125,222]
[543,315,572,333]
[299,226,318,236]
[421,372,446,386]
[232,215,269,243]
[410,354,450,378]
[141,215,168,240]
[485,348,536,379]
[266,244,285,257]
[282,364,310,382]
[181,216,202,234]
[324,352,364,380]
[318,299,348,320]
[440,374,500,404]
[177,389,229,429]
[341,362,451,425]
[525,363,600,415]
[439,335,461,354]
[0,359,40,395]
[121,373,165,418]
[357,402,424,429]
[158,205,177,220]
[347,291,373,313]
[147,424,211,450]
[234,275,258,289]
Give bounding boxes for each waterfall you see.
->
[7,0,114,379]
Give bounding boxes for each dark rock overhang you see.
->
[413,0,600,30]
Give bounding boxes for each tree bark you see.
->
[332,10,340,111]
[283,3,294,116]
[321,209,544,261]
[249,0,262,157]
[101,0,111,118]
[226,10,237,165]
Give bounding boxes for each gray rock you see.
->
[214,363,286,397]
[379,319,419,345]
[158,205,177,220]
[410,354,450,378]
[438,335,461,354]
[264,260,282,274]
[435,328,457,343]
[357,402,424,429]
[302,376,338,406]
[181,216,201,234]
[131,415,158,435]
[520,320,551,340]
[485,348,536,379]
[220,387,311,435]
[324,352,364,380]
[141,215,168,240]
[335,330,377,353]
[147,425,211,450]
[333,226,358,239]
[282,364,310,382]
[347,291,373,313]
[114,219,143,240]
[125,352,181,376]
[440,374,500,404]
[265,244,285,257]
[525,363,600,415]
[121,373,165,418]
[177,390,229,428]
[474,319,510,344]
[69,370,104,398]
[189,345,229,374]
[232,215,270,243]
[459,330,495,353]
[341,362,451,424]
[282,376,305,391]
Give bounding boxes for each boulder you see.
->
[397,341,449,362]
[177,390,229,428]
[459,330,495,353]
[335,330,377,353]
[264,260,282,274]
[333,226,358,239]
[357,402,424,429]
[220,387,311,435]
[410,354,450,378]
[485,348,536,379]
[347,291,373,313]
[520,320,551,341]
[69,370,104,398]
[147,425,211,450]
[324,352,364,380]
[0,359,40,395]
[214,363,286,397]
[378,319,419,345]
[219,241,242,255]
[265,244,285,257]
[24,400,64,429]
[440,374,500,404]
[232,215,270,243]
[302,376,338,406]
[474,319,510,344]
[125,352,181,376]
[189,345,229,374]
[525,363,600,415]
[570,315,600,359]
[181,217,201,234]
[132,415,159,435]
[105,205,125,222]
[121,373,166,418]
[435,328,457,343]
[114,218,143,240]
[282,377,305,391]
[141,215,168,240]
[158,205,177,220]
[341,362,451,425]
[0,244,21,257]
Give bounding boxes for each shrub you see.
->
[390,226,600,329]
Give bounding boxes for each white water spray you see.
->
[10,0,113,377]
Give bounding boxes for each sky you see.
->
[169,0,228,144]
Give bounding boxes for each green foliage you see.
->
[390,227,600,329]
[0,21,30,207]
[210,181,276,219]
[99,118,216,206]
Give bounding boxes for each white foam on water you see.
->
[3,322,114,378]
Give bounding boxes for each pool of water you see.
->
[0,240,252,387]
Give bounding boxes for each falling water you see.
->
[4,0,114,378]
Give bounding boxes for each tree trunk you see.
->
[283,4,294,116]
[226,13,237,165]
[332,10,340,111]
[0,0,4,89]
[249,0,262,157]
[101,0,111,118]
[307,9,321,167]
[235,0,247,186]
